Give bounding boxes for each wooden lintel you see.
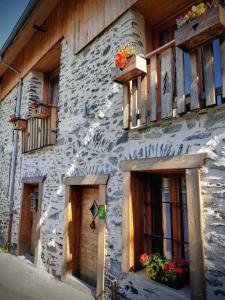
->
[64,175,109,186]
[21,176,46,184]
[121,153,207,172]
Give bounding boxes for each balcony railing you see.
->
[22,106,57,153]
[123,38,225,129]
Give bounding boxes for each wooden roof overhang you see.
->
[0,0,60,76]
[133,0,198,26]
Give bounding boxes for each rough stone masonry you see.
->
[1,9,225,300]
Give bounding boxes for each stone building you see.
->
[0,0,225,299]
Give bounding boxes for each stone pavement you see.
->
[0,253,94,300]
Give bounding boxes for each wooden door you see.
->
[79,187,99,287]
[30,186,39,255]
[19,184,39,257]
[19,185,33,254]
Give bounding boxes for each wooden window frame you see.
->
[43,67,60,106]
[61,175,109,300]
[18,176,46,267]
[121,153,207,300]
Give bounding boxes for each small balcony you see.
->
[120,1,225,130]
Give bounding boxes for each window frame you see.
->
[121,153,206,300]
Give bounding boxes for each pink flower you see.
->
[140,253,148,263]
[9,115,15,123]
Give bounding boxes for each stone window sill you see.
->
[130,269,190,300]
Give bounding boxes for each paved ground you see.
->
[0,253,93,300]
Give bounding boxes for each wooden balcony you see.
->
[122,38,225,130]
[22,106,57,153]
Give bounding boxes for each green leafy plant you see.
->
[140,253,189,289]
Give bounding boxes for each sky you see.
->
[0,0,30,49]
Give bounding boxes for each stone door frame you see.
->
[62,175,108,300]
[121,153,207,300]
[18,176,45,267]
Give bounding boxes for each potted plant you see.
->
[9,115,27,131]
[140,253,189,290]
[29,102,51,119]
[175,1,225,51]
[112,44,147,83]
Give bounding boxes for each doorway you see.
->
[68,186,99,286]
[62,175,108,300]
[18,177,45,267]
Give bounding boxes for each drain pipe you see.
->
[0,58,22,249]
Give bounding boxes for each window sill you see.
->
[129,269,190,300]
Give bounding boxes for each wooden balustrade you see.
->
[123,38,225,129]
[22,106,57,153]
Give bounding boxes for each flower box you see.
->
[175,5,225,51]
[140,253,189,291]
[32,105,50,119]
[112,55,147,83]
[14,119,27,131]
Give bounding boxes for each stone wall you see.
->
[0,8,225,300]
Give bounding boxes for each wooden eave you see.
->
[0,0,60,76]
[133,0,197,26]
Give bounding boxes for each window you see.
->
[43,68,60,106]
[130,172,189,270]
[144,174,189,261]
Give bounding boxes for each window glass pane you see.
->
[184,52,191,95]
[162,177,172,259]
[151,175,163,254]
[213,39,222,105]
[181,176,189,260]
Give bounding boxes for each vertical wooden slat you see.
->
[50,107,57,144]
[160,48,173,119]
[190,50,200,110]
[146,61,151,123]
[175,47,185,114]
[27,119,30,151]
[186,169,205,300]
[220,38,225,98]
[42,119,45,147]
[137,75,142,127]
[203,43,216,106]
[123,83,130,130]
[131,79,137,127]
[150,55,157,121]
[140,75,147,125]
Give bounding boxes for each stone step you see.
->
[64,275,95,300]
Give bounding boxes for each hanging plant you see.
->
[9,115,18,123]
[176,0,224,28]
[115,44,138,70]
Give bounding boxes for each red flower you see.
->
[180,258,188,265]
[173,256,178,261]
[140,253,148,263]
[175,267,183,274]
[162,264,169,271]
[169,262,175,269]
[9,115,15,123]
[115,52,127,69]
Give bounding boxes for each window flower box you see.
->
[175,5,225,51]
[139,253,189,290]
[32,105,51,119]
[112,55,147,83]
[14,119,27,131]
